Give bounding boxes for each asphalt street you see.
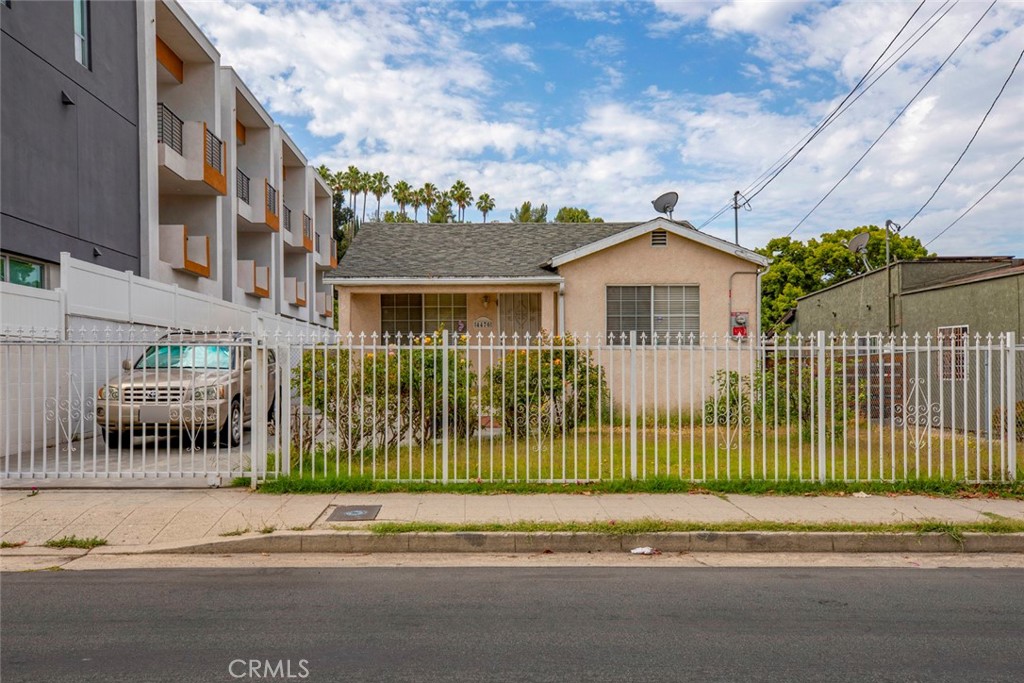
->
[3,567,1022,682]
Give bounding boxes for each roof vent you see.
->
[651,229,668,247]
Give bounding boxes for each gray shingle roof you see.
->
[327,222,640,279]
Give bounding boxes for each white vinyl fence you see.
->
[1,328,1020,483]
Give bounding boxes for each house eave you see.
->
[324,276,565,286]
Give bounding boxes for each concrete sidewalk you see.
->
[2,488,1023,550]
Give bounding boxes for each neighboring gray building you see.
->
[789,257,1024,338]
[1,0,142,282]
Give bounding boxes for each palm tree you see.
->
[359,170,372,224]
[421,183,439,223]
[449,179,473,222]
[391,180,413,217]
[340,165,362,226]
[370,171,390,221]
[475,193,495,222]
[410,188,424,223]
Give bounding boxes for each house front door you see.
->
[498,293,541,338]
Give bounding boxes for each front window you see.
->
[73,0,90,68]
[938,325,968,381]
[135,345,233,370]
[1,254,46,288]
[380,293,468,339]
[606,285,700,344]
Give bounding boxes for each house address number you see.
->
[473,317,493,330]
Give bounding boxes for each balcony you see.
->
[315,291,333,318]
[302,213,314,252]
[331,237,338,268]
[237,260,270,298]
[158,225,210,278]
[283,205,292,233]
[283,277,307,307]
[236,174,279,233]
[157,103,226,196]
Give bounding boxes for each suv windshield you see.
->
[135,345,233,370]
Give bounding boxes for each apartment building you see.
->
[1,0,334,328]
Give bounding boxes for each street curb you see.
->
[97,531,1024,555]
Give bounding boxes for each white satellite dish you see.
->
[847,232,871,271]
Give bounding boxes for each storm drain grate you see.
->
[327,505,382,522]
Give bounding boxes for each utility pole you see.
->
[884,219,902,336]
[732,191,750,245]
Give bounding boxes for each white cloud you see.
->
[499,43,540,71]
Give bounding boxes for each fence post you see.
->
[1008,331,1017,481]
[442,332,450,484]
[817,330,827,483]
[629,330,638,480]
[250,334,263,489]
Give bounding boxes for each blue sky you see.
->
[182,0,1024,255]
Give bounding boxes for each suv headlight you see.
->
[98,385,119,400]
[191,385,225,401]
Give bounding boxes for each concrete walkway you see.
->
[2,488,1022,549]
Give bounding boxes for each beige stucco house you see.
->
[325,217,769,343]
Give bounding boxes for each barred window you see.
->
[380,293,468,339]
[606,285,699,344]
[938,325,968,381]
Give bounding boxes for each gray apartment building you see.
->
[1,0,336,327]
[1,0,142,284]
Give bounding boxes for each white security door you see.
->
[498,293,541,337]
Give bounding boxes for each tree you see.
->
[448,179,473,222]
[370,171,390,221]
[391,180,413,217]
[756,225,932,333]
[383,210,413,223]
[340,165,363,228]
[475,193,495,222]
[421,183,439,222]
[410,188,425,223]
[510,201,547,223]
[429,194,455,223]
[554,206,602,223]
[359,170,371,224]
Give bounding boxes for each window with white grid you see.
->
[606,285,699,344]
[938,325,968,381]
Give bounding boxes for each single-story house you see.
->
[324,217,769,344]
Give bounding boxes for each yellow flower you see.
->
[366,352,374,358]
[553,358,562,366]
[423,337,433,345]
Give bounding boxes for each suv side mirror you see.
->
[122,359,132,371]
[243,359,253,371]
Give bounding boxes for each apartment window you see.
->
[938,325,968,381]
[606,285,699,344]
[73,0,90,68]
[380,293,468,338]
[1,254,46,289]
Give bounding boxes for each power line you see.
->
[923,153,1024,247]
[742,0,931,204]
[785,0,997,237]
[903,45,1024,229]
[697,0,952,230]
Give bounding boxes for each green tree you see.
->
[340,165,363,229]
[554,206,602,223]
[448,179,473,222]
[410,188,425,223]
[756,225,931,333]
[421,183,439,222]
[383,210,412,223]
[359,170,372,224]
[510,201,547,223]
[369,171,390,221]
[475,193,495,222]
[429,194,455,223]
[391,180,413,217]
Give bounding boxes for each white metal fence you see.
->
[1,328,1020,483]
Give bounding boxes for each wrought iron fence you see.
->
[2,329,1019,483]
[156,103,183,156]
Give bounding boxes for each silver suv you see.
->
[95,333,277,447]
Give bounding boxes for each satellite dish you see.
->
[847,232,871,271]
[651,192,678,220]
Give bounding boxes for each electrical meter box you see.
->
[731,311,749,338]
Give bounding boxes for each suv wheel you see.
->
[220,398,242,447]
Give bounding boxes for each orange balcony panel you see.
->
[156,37,183,83]
[202,123,227,196]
